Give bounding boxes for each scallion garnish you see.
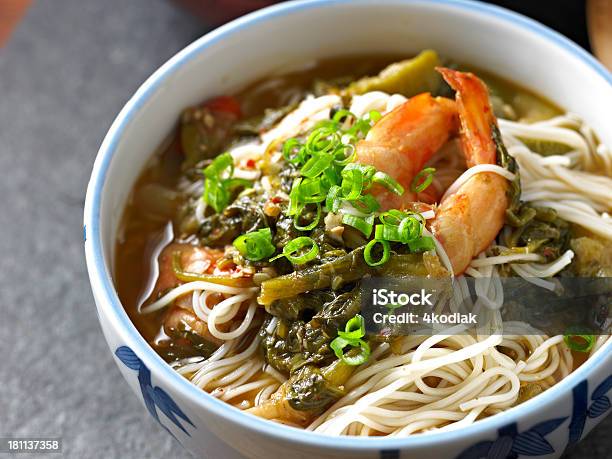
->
[364,239,390,266]
[279,108,436,268]
[203,152,251,213]
[293,203,322,231]
[204,152,233,179]
[330,314,370,366]
[563,327,596,353]
[349,194,380,214]
[340,168,365,200]
[298,177,327,203]
[287,177,303,216]
[301,152,335,178]
[332,108,355,124]
[333,144,356,166]
[341,213,375,238]
[281,109,395,236]
[379,209,407,226]
[340,340,371,366]
[282,138,306,165]
[373,171,405,196]
[338,314,366,341]
[411,167,436,193]
[203,179,230,214]
[325,185,342,213]
[232,228,276,262]
[270,236,319,265]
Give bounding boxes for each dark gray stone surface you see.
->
[0,0,608,458]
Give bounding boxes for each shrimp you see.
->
[355,67,509,274]
[357,92,458,208]
[150,244,224,343]
[153,243,223,297]
[431,68,508,274]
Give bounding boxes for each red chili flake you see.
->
[542,247,554,258]
[271,196,282,204]
[205,96,242,118]
[246,159,256,169]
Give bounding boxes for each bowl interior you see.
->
[86,0,612,449]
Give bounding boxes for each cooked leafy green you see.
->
[198,193,269,247]
[258,247,428,306]
[570,236,612,277]
[346,50,442,97]
[504,205,570,262]
[260,290,361,374]
[286,365,345,411]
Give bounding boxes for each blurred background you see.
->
[0,0,609,458]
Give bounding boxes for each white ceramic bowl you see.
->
[84,1,612,458]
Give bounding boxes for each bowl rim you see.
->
[84,0,612,450]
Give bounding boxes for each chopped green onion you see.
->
[398,216,423,241]
[322,167,341,188]
[287,177,303,216]
[338,314,365,341]
[203,180,230,213]
[378,209,405,226]
[342,213,374,237]
[298,177,327,203]
[294,203,322,231]
[340,168,364,200]
[280,109,404,235]
[270,236,319,264]
[374,216,423,244]
[232,228,276,262]
[282,138,305,165]
[301,153,334,178]
[204,152,234,180]
[407,236,436,253]
[563,327,596,352]
[349,194,380,214]
[367,110,382,123]
[342,163,376,181]
[333,143,356,166]
[223,177,252,190]
[306,127,340,155]
[325,185,342,213]
[372,171,404,196]
[330,314,370,366]
[332,109,356,124]
[374,224,401,242]
[364,239,390,266]
[411,167,436,193]
[202,153,251,213]
[330,336,370,366]
[341,339,370,366]
[346,117,374,139]
[330,336,352,359]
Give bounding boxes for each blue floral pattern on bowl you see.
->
[456,417,567,458]
[568,375,612,447]
[457,374,612,458]
[115,346,195,438]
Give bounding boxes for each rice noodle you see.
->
[140,281,258,313]
[440,165,516,203]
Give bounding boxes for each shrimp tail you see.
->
[436,67,498,166]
